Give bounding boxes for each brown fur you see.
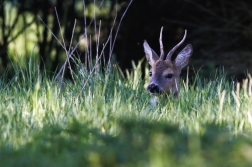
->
[149,60,180,97]
[143,28,193,98]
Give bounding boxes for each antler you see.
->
[166,29,187,61]
[159,27,165,60]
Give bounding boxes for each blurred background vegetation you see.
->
[0,0,252,80]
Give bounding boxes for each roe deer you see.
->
[143,27,193,98]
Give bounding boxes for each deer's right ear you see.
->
[143,40,159,66]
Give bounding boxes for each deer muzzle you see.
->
[147,84,160,94]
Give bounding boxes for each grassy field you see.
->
[0,59,252,167]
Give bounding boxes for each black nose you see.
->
[147,84,160,93]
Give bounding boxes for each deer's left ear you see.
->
[175,44,193,69]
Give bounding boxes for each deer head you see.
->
[143,27,193,98]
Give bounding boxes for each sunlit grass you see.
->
[0,60,252,166]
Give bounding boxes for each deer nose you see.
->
[147,84,160,93]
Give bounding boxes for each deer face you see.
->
[143,27,193,98]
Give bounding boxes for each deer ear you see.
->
[143,40,159,66]
[175,44,193,69]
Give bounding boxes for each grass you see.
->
[0,58,252,167]
[2,0,252,166]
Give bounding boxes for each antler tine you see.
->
[166,29,187,61]
[159,27,165,60]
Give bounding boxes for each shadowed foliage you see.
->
[0,0,252,79]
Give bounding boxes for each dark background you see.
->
[1,0,252,80]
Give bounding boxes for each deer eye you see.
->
[165,74,173,79]
[149,71,152,77]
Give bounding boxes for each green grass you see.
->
[0,60,252,167]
